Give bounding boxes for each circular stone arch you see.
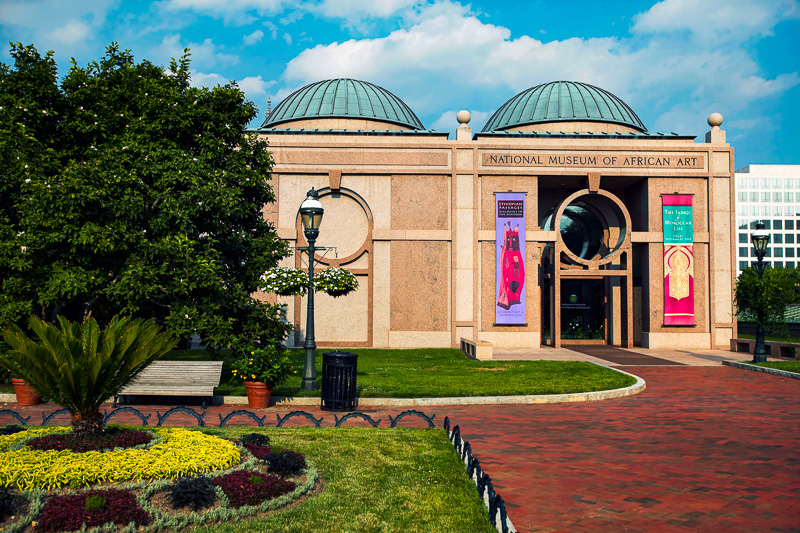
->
[552,189,632,267]
[295,187,373,267]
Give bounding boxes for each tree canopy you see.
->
[734,266,800,336]
[0,43,290,350]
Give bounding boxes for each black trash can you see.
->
[320,351,358,411]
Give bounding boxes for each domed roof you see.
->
[482,81,646,133]
[261,78,425,130]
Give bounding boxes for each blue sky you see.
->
[1,0,798,166]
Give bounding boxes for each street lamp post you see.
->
[299,188,324,391]
[751,221,771,363]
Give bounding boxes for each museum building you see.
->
[255,79,736,353]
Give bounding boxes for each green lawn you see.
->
[737,333,800,343]
[750,361,800,373]
[190,427,493,532]
[164,348,636,398]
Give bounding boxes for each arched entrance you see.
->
[542,189,633,348]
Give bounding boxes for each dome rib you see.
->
[482,81,646,133]
[262,78,425,130]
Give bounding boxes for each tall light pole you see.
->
[299,188,324,391]
[751,221,771,363]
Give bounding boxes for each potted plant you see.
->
[315,267,358,298]
[231,345,294,408]
[260,267,309,296]
[0,340,40,406]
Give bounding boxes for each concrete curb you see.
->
[722,360,800,380]
[226,364,646,407]
[0,367,646,408]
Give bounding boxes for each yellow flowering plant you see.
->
[231,345,294,388]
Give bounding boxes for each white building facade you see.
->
[735,165,800,275]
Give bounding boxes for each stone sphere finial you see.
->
[708,113,723,128]
[457,110,471,125]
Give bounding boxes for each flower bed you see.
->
[27,427,153,452]
[36,489,149,532]
[0,427,240,490]
[0,429,319,532]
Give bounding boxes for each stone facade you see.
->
[257,83,736,351]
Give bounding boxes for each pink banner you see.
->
[662,195,695,326]
[496,193,526,325]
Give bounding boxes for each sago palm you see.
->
[0,315,177,437]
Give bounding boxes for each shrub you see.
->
[239,433,271,447]
[0,315,177,437]
[35,489,148,532]
[27,427,153,452]
[263,450,307,477]
[0,425,25,436]
[0,486,18,521]
[243,443,272,460]
[211,470,295,508]
[166,476,217,511]
[231,345,293,388]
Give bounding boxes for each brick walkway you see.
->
[2,366,799,532]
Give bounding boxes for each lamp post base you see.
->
[301,377,318,391]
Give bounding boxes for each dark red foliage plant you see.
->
[263,450,307,477]
[35,489,149,532]
[243,443,272,460]
[211,471,295,508]
[27,428,153,452]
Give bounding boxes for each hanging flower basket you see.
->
[260,267,309,296]
[315,267,358,298]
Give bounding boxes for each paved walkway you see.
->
[2,358,799,532]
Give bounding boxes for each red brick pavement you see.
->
[2,366,799,532]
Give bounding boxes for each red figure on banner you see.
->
[497,222,525,309]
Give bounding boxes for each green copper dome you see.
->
[482,81,646,133]
[261,79,425,130]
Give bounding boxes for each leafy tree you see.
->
[734,266,800,337]
[1,315,177,436]
[0,43,290,351]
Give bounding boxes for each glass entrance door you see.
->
[560,279,605,341]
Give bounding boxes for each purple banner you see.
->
[496,193,526,324]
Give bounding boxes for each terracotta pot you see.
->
[244,381,272,409]
[11,378,41,406]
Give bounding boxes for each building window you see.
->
[774,192,782,202]
[739,233,748,243]
[786,234,795,244]
[786,248,795,258]
[737,192,746,202]
[761,179,769,189]
[775,261,784,267]
[774,179,781,189]
[774,220,783,230]
[786,179,793,188]
[788,261,796,268]
[789,220,796,230]
[750,192,758,202]
[739,246,749,257]
[740,261,748,270]
[787,192,795,203]
[774,206,783,215]
[762,192,770,202]
[762,206,770,215]
[763,220,772,229]
[774,234,783,244]
[775,248,784,257]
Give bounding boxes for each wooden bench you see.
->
[115,361,224,409]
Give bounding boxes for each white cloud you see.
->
[243,29,264,45]
[158,0,285,25]
[151,34,240,69]
[283,32,292,45]
[632,0,800,42]
[49,20,91,45]
[313,0,420,19]
[0,0,116,50]
[281,0,800,133]
[190,71,228,88]
[238,74,276,100]
[263,20,278,39]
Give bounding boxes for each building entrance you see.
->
[560,278,605,342]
